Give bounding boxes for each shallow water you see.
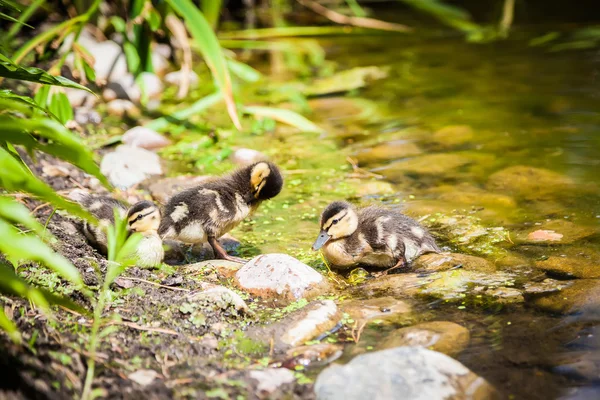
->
[160,24,600,399]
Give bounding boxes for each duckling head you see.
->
[249,161,283,202]
[127,201,161,233]
[312,201,358,251]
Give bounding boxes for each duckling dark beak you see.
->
[312,230,330,251]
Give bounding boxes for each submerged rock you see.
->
[523,279,574,295]
[249,300,341,351]
[345,179,396,197]
[534,250,600,279]
[314,347,496,400]
[100,145,163,189]
[528,279,600,316]
[354,140,422,164]
[235,254,330,304]
[487,165,574,200]
[413,252,496,273]
[340,297,412,326]
[552,351,600,381]
[518,220,597,245]
[377,321,470,356]
[429,183,517,209]
[147,175,212,204]
[122,127,171,150]
[304,66,389,97]
[430,125,474,148]
[280,343,343,370]
[379,153,471,181]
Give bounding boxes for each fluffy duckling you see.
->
[126,200,164,268]
[74,194,164,267]
[158,161,283,263]
[312,201,439,273]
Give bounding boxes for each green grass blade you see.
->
[0,146,97,222]
[144,91,223,132]
[226,58,261,82]
[0,220,84,286]
[166,0,241,130]
[0,57,93,93]
[6,0,45,41]
[0,196,48,236]
[0,307,20,343]
[201,0,222,30]
[0,90,61,121]
[243,106,324,133]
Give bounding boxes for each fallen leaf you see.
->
[114,278,135,289]
[527,229,563,242]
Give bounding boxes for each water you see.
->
[167,23,600,399]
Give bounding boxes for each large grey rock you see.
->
[249,300,341,351]
[100,145,163,189]
[315,347,496,400]
[122,127,171,150]
[235,254,331,303]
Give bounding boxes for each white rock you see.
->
[100,145,163,189]
[106,99,139,118]
[164,70,199,88]
[78,37,127,82]
[230,148,267,166]
[151,51,169,75]
[315,347,496,400]
[65,88,96,108]
[138,72,163,99]
[249,368,295,394]
[122,126,171,150]
[235,254,330,302]
[282,300,339,347]
[103,74,141,103]
[192,284,249,313]
[128,369,159,386]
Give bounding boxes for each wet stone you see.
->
[340,297,412,326]
[529,279,600,316]
[248,300,341,351]
[487,165,575,200]
[122,127,171,150]
[304,66,389,97]
[345,178,395,197]
[100,145,163,189]
[235,254,331,304]
[518,220,597,245]
[315,347,497,400]
[534,250,600,279]
[354,140,422,164]
[378,153,472,181]
[552,351,600,381]
[430,125,474,148]
[485,287,524,304]
[523,279,574,295]
[280,343,343,370]
[147,175,212,204]
[413,252,496,273]
[377,321,470,357]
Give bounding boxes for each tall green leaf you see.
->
[0,196,47,236]
[0,220,84,286]
[0,307,20,343]
[166,0,242,130]
[0,54,93,93]
[0,146,96,222]
[243,106,325,133]
[201,0,222,30]
[0,115,108,186]
[0,90,60,121]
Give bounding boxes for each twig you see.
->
[69,177,86,190]
[30,202,51,214]
[296,0,412,32]
[119,276,191,292]
[346,156,383,179]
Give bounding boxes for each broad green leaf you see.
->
[47,91,74,124]
[166,0,242,130]
[0,58,93,93]
[0,146,97,222]
[0,90,60,121]
[109,16,126,33]
[201,0,222,29]
[243,106,325,133]
[0,219,84,286]
[146,7,162,31]
[0,115,109,186]
[0,196,48,236]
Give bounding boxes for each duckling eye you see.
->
[332,219,339,225]
[135,214,143,222]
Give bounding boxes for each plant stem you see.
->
[499,0,515,38]
[80,276,109,400]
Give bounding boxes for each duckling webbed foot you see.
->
[373,258,407,278]
[208,237,247,264]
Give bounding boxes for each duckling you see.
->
[126,200,164,268]
[158,161,283,263]
[73,194,164,267]
[312,201,439,273]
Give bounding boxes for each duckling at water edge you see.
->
[74,194,164,267]
[312,201,439,273]
[158,161,283,263]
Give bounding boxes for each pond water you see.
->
[159,24,600,399]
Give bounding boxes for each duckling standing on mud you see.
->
[158,161,283,263]
[72,193,164,267]
[312,201,439,274]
